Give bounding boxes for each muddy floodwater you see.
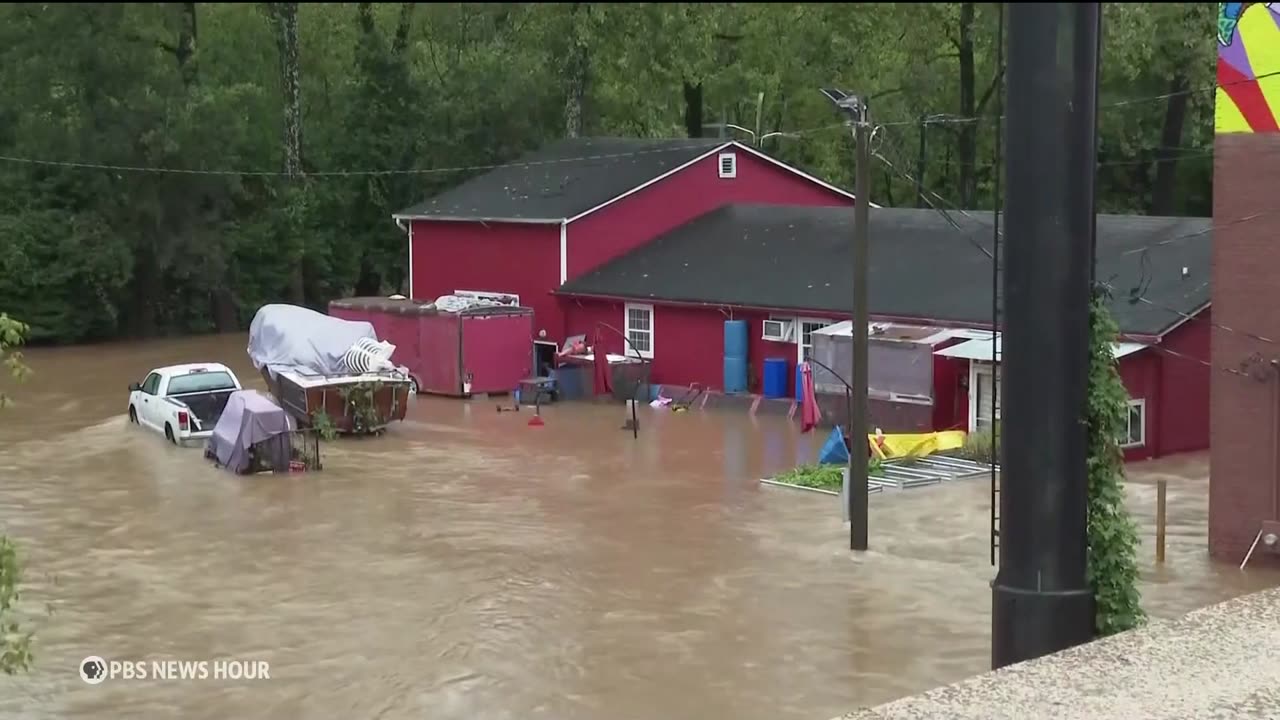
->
[1,334,1277,720]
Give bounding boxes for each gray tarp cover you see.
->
[209,390,295,474]
[247,303,379,380]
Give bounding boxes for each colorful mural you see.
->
[1217,3,1280,133]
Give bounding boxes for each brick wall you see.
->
[1209,132,1280,564]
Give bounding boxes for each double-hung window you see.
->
[624,303,654,359]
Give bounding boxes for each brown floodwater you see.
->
[0,333,1276,720]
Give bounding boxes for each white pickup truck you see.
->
[127,363,243,445]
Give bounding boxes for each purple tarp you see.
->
[208,390,295,474]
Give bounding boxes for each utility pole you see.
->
[993,2,1100,669]
[822,88,871,551]
[915,115,927,208]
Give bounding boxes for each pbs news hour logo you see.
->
[79,656,271,684]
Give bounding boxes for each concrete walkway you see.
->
[838,587,1280,720]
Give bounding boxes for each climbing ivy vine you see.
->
[1086,290,1146,636]
[0,313,33,674]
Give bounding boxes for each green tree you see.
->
[1086,291,1146,636]
[0,3,1223,345]
[0,313,33,674]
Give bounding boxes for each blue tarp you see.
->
[818,425,850,465]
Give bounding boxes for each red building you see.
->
[556,204,1212,461]
[392,137,857,350]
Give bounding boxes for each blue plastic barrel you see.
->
[795,365,805,402]
[762,358,788,399]
[723,320,748,360]
[723,357,748,394]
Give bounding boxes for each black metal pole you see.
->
[992,2,1099,669]
[990,1,1004,570]
[849,106,871,552]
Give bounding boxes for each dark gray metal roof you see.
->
[394,137,728,221]
[557,204,1211,338]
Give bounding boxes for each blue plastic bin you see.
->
[723,357,748,394]
[762,358,788,399]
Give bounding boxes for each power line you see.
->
[871,131,1274,270]
[874,69,1280,129]
[0,65,1265,179]
[874,129,1280,360]
[0,142,747,177]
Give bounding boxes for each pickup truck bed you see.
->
[169,390,236,430]
[128,363,245,446]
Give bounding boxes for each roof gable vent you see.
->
[718,152,737,179]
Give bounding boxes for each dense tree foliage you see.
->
[0,3,1216,344]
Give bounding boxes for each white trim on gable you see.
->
[1150,300,1210,340]
[564,143,733,223]
[389,213,564,225]
[563,141,873,225]
[731,143,877,208]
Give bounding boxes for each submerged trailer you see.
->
[247,304,412,434]
[328,296,534,398]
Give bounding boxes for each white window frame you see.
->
[796,318,831,364]
[624,303,654,359]
[969,361,1001,433]
[718,152,737,179]
[1121,399,1146,448]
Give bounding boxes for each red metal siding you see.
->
[561,298,730,389]
[417,314,463,395]
[562,298,852,393]
[564,150,852,281]
[409,220,563,339]
[932,352,969,432]
[329,306,422,373]
[1154,311,1211,457]
[460,312,535,394]
[1118,350,1161,462]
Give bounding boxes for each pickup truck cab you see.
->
[127,363,243,445]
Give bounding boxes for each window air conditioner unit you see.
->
[762,318,794,342]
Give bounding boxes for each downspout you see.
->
[400,218,414,299]
[559,220,568,285]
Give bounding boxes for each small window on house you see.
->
[1120,399,1146,448]
[624,303,654,359]
[718,152,737,179]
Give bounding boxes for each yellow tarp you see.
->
[868,431,966,460]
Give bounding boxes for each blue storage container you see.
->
[795,365,805,402]
[723,320,748,360]
[555,364,588,401]
[762,358,788,399]
[723,357,748,394]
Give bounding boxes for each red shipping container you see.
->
[328,297,534,397]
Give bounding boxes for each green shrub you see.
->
[775,458,885,490]
[959,422,1000,465]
